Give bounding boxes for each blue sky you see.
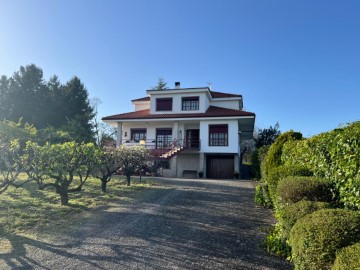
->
[1,0,359,137]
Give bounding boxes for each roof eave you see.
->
[102,115,255,122]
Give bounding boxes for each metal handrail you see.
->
[122,137,200,151]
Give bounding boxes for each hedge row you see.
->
[279,200,330,238]
[282,121,360,210]
[255,121,360,269]
[264,131,302,179]
[332,242,360,270]
[267,165,313,206]
[276,176,333,205]
[290,209,360,270]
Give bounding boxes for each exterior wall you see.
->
[134,102,150,111]
[163,156,180,178]
[200,119,239,154]
[163,156,177,177]
[210,100,240,110]
[149,91,209,114]
[176,153,200,178]
[204,95,210,111]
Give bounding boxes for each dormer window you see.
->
[156,98,172,111]
[182,96,199,111]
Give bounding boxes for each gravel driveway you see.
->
[0,178,291,270]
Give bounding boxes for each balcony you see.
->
[122,137,200,159]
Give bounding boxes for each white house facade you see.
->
[102,82,255,179]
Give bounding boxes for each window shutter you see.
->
[209,125,228,133]
[156,98,172,111]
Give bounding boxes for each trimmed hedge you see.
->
[332,242,360,270]
[255,183,272,208]
[279,200,330,238]
[276,176,333,205]
[264,131,303,178]
[281,121,360,210]
[267,165,313,205]
[289,209,360,270]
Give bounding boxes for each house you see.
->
[102,82,255,179]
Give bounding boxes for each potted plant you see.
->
[198,171,204,178]
[234,171,240,179]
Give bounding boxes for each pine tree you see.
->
[150,78,168,90]
[61,76,95,142]
[0,75,10,121]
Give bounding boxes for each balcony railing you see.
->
[121,137,200,158]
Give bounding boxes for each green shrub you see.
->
[251,146,270,180]
[276,176,333,205]
[332,242,360,270]
[281,121,360,210]
[263,224,291,258]
[282,139,312,168]
[289,209,360,270]
[255,183,272,208]
[259,146,270,179]
[267,165,313,204]
[279,200,331,238]
[264,131,303,178]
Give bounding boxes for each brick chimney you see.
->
[175,82,180,89]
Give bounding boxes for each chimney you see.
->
[175,82,180,89]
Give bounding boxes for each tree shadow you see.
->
[0,179,292,269]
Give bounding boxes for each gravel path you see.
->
[0,178,291,270]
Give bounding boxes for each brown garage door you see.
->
[207,155,234,179]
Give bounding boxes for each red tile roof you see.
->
[210,90,242,98]
[102,106,255,121]
[131,96,150,102]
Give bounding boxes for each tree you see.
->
[150,78,169,90]
[254,122,281,148]
[0,65,95,143]
[0,119,37,147]
[47,75,65,128]
[7,64,50,128]
[21,141,50,190]
[239,139,255,178]
[240,140,255,162]
[61,76,95,143]
[91,98,116,146]
[25,142,97,205]
[0,140,26,194]
[92,147,122,192]
[0,75,10,120]
[118,146,150,186]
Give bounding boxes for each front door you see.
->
[186,129,200,148]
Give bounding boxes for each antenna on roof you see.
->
[207,82,212,90]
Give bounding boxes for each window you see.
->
[156,129,172,148]
[209,124,228,146]
[182,96,199,111]
[131,128,146,142]
[156,98,172,111]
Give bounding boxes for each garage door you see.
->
[207,155,234,179]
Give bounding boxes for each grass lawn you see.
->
[0,174,155,238]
